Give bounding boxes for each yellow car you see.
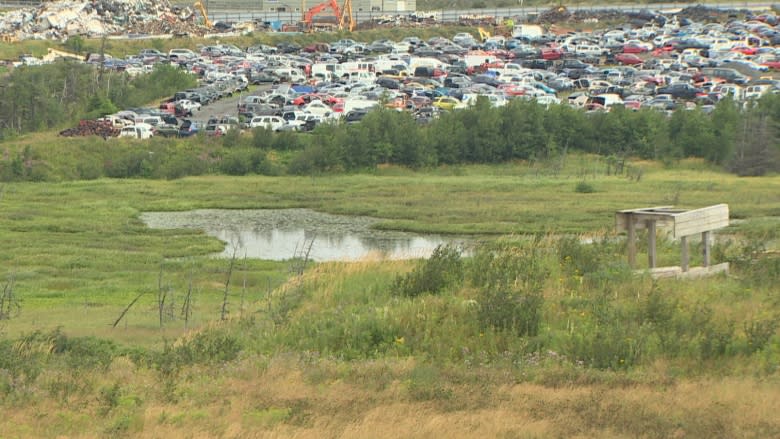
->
[432,96,461,111]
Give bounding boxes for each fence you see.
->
[202,2,776,24]
[1,1,776,25]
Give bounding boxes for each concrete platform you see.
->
[637,262,730,280]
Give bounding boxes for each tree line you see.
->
[0,60,196,140]
[288,94,779,176]
[0,61,777,180]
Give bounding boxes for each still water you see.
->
[141,208,465,261]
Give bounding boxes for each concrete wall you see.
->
[204,0,415,13]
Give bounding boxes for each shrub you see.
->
[468,239,549,291]
[467,240,548,337]
[477,286,543,336]
[252,127,275,149]
[54,335,117,371]
[575,181,596,193]
[219,148,267,176]
[175,329,242,365]
[744,318,778,354]
[564,296,647,370]
[392,244,463,297]
[220,127,243,148]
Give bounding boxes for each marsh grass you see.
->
[0,162,777,436]
[0,160,777,341]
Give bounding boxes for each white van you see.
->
[98,115,133,129]
[271,68,306,83]
[168,48,197,61]
[134,115,164,127]
[119,123,154,139]
[575,45,603,57]
[587,93,624,109]
[744,84,769,100]
[247,116,286,131]
[345,71,376,84]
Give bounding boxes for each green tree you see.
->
[63,35,85,54]
[84,94,118,119]
[709,98,740,164]
[669,108,717,159]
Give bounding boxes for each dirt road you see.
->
[189,84,274,126]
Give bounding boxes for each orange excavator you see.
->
[301,0,341,30]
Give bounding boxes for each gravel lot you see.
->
[188,84,273,126]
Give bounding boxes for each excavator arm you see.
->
[193,0,212,29]
[338,0,354,31]
[303,0,341,28]
[478,27,491,42]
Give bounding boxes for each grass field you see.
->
[0,158,778,437]
[0,156,777,338]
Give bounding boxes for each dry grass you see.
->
[3,354,778,438]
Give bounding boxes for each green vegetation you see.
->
[0,26,476,61]
[0,62,195,138]
[1,94,778,181]
[0,24,778,435]
[0,157,775,435]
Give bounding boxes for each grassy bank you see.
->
[0,26,474,61]
[0,158,777,340]
[0,161,777,436]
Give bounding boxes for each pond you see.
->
[140,208,468,262]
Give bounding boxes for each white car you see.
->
[175,99,201,115]
[280,113,321,131]
[119,123,154,139]
[247,116,286,131]
[535,95,561,106]
[168,48,197,61]
[302,101,334,118]
[392,41,412,53]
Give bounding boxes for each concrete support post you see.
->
[647,220,657,269]
[627,214,636,268]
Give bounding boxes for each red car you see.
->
[761,59,780,69]
[731,45,758,56]
[624,99,643,111]
[497,84,528,96]
[541,46,563,60]
[615,53,643,65]
[623,43,649,54]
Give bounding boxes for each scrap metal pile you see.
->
[536,4,750,25]
[0,0,209,41]
[59,119,119,138]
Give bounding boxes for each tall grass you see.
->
[0,160,776,342]
[0,162,776,436]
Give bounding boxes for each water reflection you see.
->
[141,209,464,261]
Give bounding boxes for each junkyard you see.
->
[1,1,780,438]
[2,0,780,139]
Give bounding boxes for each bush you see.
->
[564,296,647,370]
[392,245,463,297]
[55,335,117,371]
[575,181,596,193]
[477,287,543,337]
[744,318,778,354]
[219,148,267,176]
[467,240,548,337]
[158,329,242,368]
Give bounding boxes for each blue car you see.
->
[178,120,199,137]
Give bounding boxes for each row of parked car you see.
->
[97,7,780,138]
